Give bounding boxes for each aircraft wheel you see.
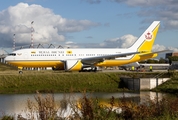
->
[92,67,97,72]
[19,71,23,74]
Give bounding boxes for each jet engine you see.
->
[64,60,83,71]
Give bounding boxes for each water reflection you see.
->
[0,92,166,118]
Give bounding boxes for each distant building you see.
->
[165,52,178,58]
[166,52,178,65]
[173,52,178,56]
[0,49,8,63]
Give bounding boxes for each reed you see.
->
[12,92,178,120]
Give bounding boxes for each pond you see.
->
[0,92,167,119]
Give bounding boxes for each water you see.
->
[0,92,166,118]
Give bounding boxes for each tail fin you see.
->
[129,21,160,52]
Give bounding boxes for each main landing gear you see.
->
[79,67,97,72]
[18,67,23,74]
[19,70,23,74]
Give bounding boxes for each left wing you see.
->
[81,51,140,65]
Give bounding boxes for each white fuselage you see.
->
[5,48,137,69]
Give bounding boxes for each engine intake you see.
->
[64,60,83,71]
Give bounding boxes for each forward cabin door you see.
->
[24,52,28,59]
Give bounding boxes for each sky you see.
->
[0,0,178,54]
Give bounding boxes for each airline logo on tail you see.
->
[145,32,153,41]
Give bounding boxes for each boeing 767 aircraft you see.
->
[5,21,166,73]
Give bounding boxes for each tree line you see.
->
[139,56,178,64]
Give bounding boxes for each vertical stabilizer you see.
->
[129,21,160,52]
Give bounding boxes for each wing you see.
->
[81,51,139,65]
[139,50,171,57]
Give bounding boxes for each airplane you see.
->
[5,21,167,73]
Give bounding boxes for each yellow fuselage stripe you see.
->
[8,60,64,68]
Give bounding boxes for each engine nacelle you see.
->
[64,60,83,71]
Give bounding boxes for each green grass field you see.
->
[0,70,124,93]
[0,62,178,94]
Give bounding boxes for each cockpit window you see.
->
[8,53,16,56]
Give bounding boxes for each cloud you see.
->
[112,0,164,6]
[112,0,178,30]
[153,44,178,52]
[0,3,99,48]
[99,34,137,48]
[62,34,137,48]
[112,0,176,7]
[64,41,80,48]
[98,34,178,52]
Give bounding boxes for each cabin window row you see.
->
[31,54,76,56]
[86,54,95,56]
[30,53,113,57]
[66,54,76,56]
[31,54,57,56]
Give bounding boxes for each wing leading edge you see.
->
[81,51,140,65]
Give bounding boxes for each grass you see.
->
[0,70,174,94]
[0,71,122,93]
[154,72,178,94]
[1,62,178,94]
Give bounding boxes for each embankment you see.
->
[0,70,175,94]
